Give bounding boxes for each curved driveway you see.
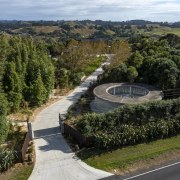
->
[29,62,112,180]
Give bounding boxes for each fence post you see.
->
[28,122,34,140]
[59,113,64,134]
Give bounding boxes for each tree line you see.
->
[99,34,180,90]
[0,35,118,113]
[0,34,55,112]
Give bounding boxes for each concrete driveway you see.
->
[29,62,113,180]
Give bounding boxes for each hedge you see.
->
[75,98,180,149]
[95,117,180,149]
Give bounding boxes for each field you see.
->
[151,27,180,36]
[137,26,180,36]
[8,22,180,40]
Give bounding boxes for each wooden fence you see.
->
[16,122,33,162]
[64,123,94,147]
[21,131,31,162]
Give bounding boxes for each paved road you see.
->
[123,161,180,180]
[29,62,112,180]
[99,162,180,180]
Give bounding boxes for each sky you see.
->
[0,0,180,22]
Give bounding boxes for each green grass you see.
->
[0,164,34,180]
[10,164,33,180]
[84,56,105,75]
[137,26,180,36]
[151,27,180,36]
[77,135,180,171]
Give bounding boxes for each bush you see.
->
[76,98,180,134]
[0,149,15,172]
[95,118,180,149]
[0,116,9,144]
[0,92,8,116]
[75,98,180,149]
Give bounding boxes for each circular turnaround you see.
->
[91,83,163,113]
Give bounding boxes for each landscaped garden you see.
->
[64,34,180,174]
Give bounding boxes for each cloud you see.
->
[0,0,179,21]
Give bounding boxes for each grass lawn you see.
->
[0,164,34,180]
[77,135,180,172]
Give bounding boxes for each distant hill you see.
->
[0,20,180,42]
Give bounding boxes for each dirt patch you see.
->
[113,149,180,176]
[7,98,61,122]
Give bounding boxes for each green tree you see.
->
[152,58,179,89]
[109,64,127,82]
[0,115,9,144]
[0,92,9,144]
[8,92,22,112]
[30,71,47,106]
[3,62,22,111]
[127,66,138,82]
[38,55,55,96]
[56,68,69,88]
[0,91,8,116]
[128,51,144,68]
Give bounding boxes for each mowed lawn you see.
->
[78,135,180,171]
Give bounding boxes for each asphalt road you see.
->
[99,161,180,180]
[124,161,180,180]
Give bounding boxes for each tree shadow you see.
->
[34,126,60,138]
[34,126,72,154]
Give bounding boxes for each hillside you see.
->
[1,20,180,42]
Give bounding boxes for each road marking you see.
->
[123,161,180,180]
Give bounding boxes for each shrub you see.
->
[0,115,9,144]
[76,98,180,135]
[75,98,180,149]
[95,118,180,149]
[0,92,8,115]
[0,149,15,172]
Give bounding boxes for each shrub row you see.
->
[95,117,180,149]
[76,98,180,135]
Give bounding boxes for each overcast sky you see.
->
[0,0,180,22]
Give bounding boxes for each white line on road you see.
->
[123,161,180,180]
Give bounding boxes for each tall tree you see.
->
[29,71,47,106]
